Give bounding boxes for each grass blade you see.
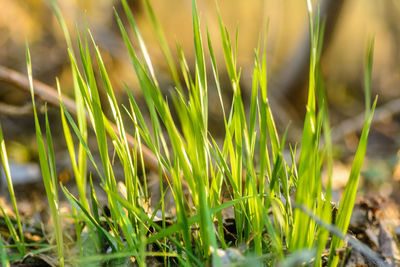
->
[0,235,10,267]
[0,122,25,255]
[26,43,64,267]
[329,39,377,266]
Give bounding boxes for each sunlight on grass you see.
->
[0,0,379,266]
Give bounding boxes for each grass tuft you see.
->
[0,1,377,266]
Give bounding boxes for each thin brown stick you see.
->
[0,102,32,116]
[0,64,163,180]
[332,97,400,142]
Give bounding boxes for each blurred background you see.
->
[0,0,400,215]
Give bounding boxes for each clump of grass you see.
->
[0,0,379,266]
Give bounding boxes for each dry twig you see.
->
[0,102,32,116]
[332,97,400,142]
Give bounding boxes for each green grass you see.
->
[0,0,379,266]
[27,44,65,266]
[0,123,25,256]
